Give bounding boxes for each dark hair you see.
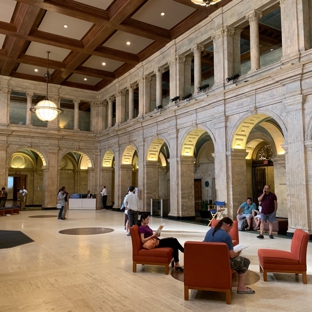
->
[212,217,233,236]
[247,197,252,201]
[137,212,149,226]
[129,185,135,192]
[1,187,5,190]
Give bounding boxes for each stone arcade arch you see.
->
[145,137,170,214]
[8,148,48,207]
[179,128,215,217]
[230,113,287,217]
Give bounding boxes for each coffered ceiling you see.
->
[0,0,233,91]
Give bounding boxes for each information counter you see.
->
[69,198,97,210]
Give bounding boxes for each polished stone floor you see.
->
[0,209,311,312]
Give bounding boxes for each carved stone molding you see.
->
[246,10,263,23]
[0,88,11,95]
[191,44,204,54]
[154,68,164,75]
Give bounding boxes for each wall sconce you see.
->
[226,74,240,83]
[170,96,180,103]
[182,93,192,101]
[197,84,210,92]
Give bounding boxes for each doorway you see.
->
[194,179,202,211]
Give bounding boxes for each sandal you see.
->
[175,266,184,272]
[237,287,255,294]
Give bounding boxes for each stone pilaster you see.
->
[113,147,120,208]
[184,56,193,95]
[179,156,195,217]
[101,167,114,207]
[90,102,102,133]
[233,28,243,76]
[26,92,33,126]
[107,97,113,128]
[116,90,126,125]
[271,154,287,218]
[102,101,107,130]
[246,10,262,72]
[0,144,7,187]
[212,29,225,87]
[138,77,145,117]
[284,95,309,232]
[128,85,134,120]
[0,87,10,125]
[155,68,163,108]
[119,164,133,206]
[74,99,80,130]
[168,58,177,100]
[227,149,248,216]
[192,44,204,92]
[304,141,312,232]
[143,161,159,212]
[144,76,152,114]
[176,56,185,99]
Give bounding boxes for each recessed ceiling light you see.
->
[271,48,274,51]
[102,62,106,66]
[126,41,131,46]
[64,25,68,28]
[161,12,165,16]
[84,78,87,81]
[34,69,38,72]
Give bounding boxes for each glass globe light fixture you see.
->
[191,0,222,6]
[30,51,63,122]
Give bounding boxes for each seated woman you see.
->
[252,200,262,230]
[138,212,184,271]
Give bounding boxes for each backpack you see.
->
[238,218,248,231]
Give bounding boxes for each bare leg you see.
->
[269,222,273,235]
[260,220,265,235]
[246,218,251,229]
[237,272,248,292]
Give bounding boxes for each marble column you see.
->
[304,141,312,232]
[102,101,107,130]
[0,87,10,125]
[144,76,151,114]
[128,85,134,120]
[0,143,7,186]
[138,77,144,117]
[74,99,80,130]
[144,161,159,212]
[227,149,248,216]
[179,156,195,217]
[169,57,177,101]
[271,154,287,218]
[284,95,309,232]
[233,28,243,76]
[184,56,193,95]
[212,29,225,87]
[47,96,59,129]
[155,68,163,108]
[192,44,204,92]
[223,27,236,81]
[107,97,113,128]
[116,90,126,125]
[246,10,262,72]
[119,164,133,206]
[101,167,114,207]
[176,56,185,99]
[26,92,33,125]
[113,147,120,208]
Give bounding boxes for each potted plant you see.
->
[200,200,211,219]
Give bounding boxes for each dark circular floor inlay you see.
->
[29,215,57,218]
[59,227,114,235]
[171,269,260,286]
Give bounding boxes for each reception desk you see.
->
[69,198,97,210]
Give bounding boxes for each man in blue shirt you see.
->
[237,197,256,231]
[204,217,254,294]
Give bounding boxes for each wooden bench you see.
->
[252,217,288,235]
[0,208,20,216]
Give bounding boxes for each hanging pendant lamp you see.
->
[191,0,222,7]
[30,51,63,122]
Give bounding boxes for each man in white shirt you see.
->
[19,186,27,209]
[100,186,107,209]
[124,185,139,230]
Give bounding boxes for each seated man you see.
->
[252,200,262,230]
[204,217,255,294]
[237,197,256,231]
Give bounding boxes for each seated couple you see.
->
[237,197,261,231]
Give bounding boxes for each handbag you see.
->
[56,203,62,209]
[142,238,159,250]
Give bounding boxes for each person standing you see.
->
[124,185,139,232]
[204,217,255,294]
[236,197,256,231]
[100,186,107,209]
[257,184,278,239]
[61,186,69,220]
[57,187,67,220]
[0,187,8,207]
[19,186,27,210]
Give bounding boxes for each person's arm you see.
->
[237,204,243,215]
[140,232,158,244]
[274,200,278,212]
[229,249,241,258]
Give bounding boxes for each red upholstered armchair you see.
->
[258,229,309,284]
[184,241,232,304]
[130,225,174,274]
[210,220,239,246]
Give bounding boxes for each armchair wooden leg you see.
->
[259,265,263,273]
[165,264,169,275]
[225,290,231,304]
[184,286,189,300]
[302,272,307,284]
[263,270,267,281]
[133,262,137,273]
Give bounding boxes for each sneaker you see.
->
[126,232,130,236]
[257,234,264,239]
[269,234,274,239]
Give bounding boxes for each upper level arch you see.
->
[121,144,137,165]
[102,149,115,168]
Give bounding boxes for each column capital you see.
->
[279,0,287,5]
[0,88,11,95]
[246,10,263,22]
[168,57,176,67]
[73,99,80,105]
[223,26,235,38]
[116,89,127,97]
[176,55,185,63]
[154,68,164,75]
[108,96,114,102]
[191,44,204,54]
[91,101,103,107]
[26,92,34,98]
